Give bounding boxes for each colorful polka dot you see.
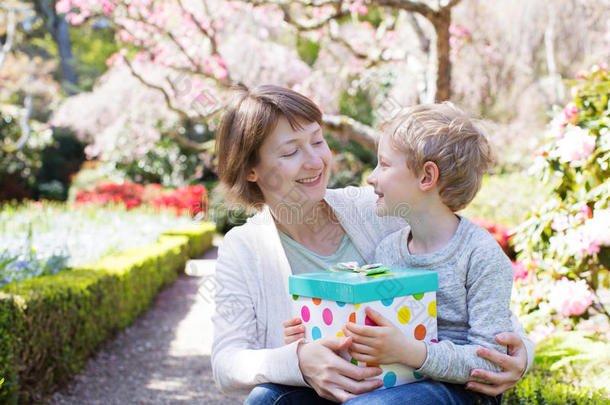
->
[336,301,346,307]
[413,293,424,300]
[398,307,411,324]
[431,338,438,343]
[413,372,424,380]
[301,306,310,322]
[365,315,378,326]
[312,326,322,340]
[383,371,397,388]
[366,363,379,368]
[355,303,361,310]
[350,358,358,365]
[323,308,333,325]
[428,301,437,317]
[292,294,299,300]
[414,324,427,340]
[349,312,356,323]
[312,298,322,305]
[381,298,394,306]
[337,331,344,337]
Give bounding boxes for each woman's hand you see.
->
[283,317,306,344]
[466,332,528,396]
[297,336,384,403]
[342,307,425,368]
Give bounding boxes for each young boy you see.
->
[285,103,514,389]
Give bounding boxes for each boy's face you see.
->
[366,132,422,219]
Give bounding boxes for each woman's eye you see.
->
[313,140,324,145]
[282,149,298,157]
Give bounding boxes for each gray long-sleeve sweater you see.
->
[374,215,514,384]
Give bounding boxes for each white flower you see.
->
[554,126,596,163]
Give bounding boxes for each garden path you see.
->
[46,237,247,405]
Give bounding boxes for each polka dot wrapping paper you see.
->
[289,267,438,389]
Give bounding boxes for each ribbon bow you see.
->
[330,262,390,276]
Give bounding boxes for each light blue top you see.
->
[279,231,365,275]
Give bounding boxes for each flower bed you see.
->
[0,201,201,287]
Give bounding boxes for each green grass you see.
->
[460,172,552,227]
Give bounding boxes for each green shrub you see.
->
[505,371,610,405]
[0,223,215,403]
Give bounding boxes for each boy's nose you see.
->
[366,168,377,186]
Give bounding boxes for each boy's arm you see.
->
[415,243,514,384]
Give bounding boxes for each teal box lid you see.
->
[289,267,438,304]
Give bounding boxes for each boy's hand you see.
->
[283,317,306,344]
[343,307,410,365]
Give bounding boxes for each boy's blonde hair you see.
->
[380,102,494,212]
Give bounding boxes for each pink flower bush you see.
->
[563,102,579,125]
[528,324,556,344]
[550,214,571,232]
[548,278,594,317]
[349,1,368,16]
[555,126,596,163]
[512,261,530,282]
[581,209,610,247]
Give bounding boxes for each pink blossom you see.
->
[101,0,116,16]
[551,215,570,232]
[349,1,368,16]
[66,12,86,26]
[574,203,592,223]
[105,52,123,67]
[555,126,596,163]
[56,0,72,14]
[529,324,556,344]
[546,114,566,139]
[548,278,593,317]
[582,209,610,246]
[564,227,600,257]
[563,102,579,125]
[512,261,530,281]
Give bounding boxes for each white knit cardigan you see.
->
[211,186,534,395]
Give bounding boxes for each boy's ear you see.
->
[419,161,439,191]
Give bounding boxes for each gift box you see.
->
[289,264,438,389]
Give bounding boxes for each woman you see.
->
[211,84,533,404]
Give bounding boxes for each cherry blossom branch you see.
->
[123,55,192,121]
[323,114,377,150]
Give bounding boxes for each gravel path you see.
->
[46,240,247,405]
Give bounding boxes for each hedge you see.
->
[504,371,609,404]
[0,222,215,404]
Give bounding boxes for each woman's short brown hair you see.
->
[380,102,495,212]
[216,84,323,211]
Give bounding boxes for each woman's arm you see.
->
[466,313,534,396]
[211,230,306,394]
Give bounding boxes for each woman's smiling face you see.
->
[247,116,331,209]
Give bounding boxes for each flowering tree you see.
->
[512,65,610,327]
[52,0,466,151]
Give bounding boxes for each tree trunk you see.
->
[433,8,451,102]
[53,16,78,93]
[34,0,78,94]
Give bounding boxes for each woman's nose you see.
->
[303,146,324,169]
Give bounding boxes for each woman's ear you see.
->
[419,161,439,191]
[246,169,258,182]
